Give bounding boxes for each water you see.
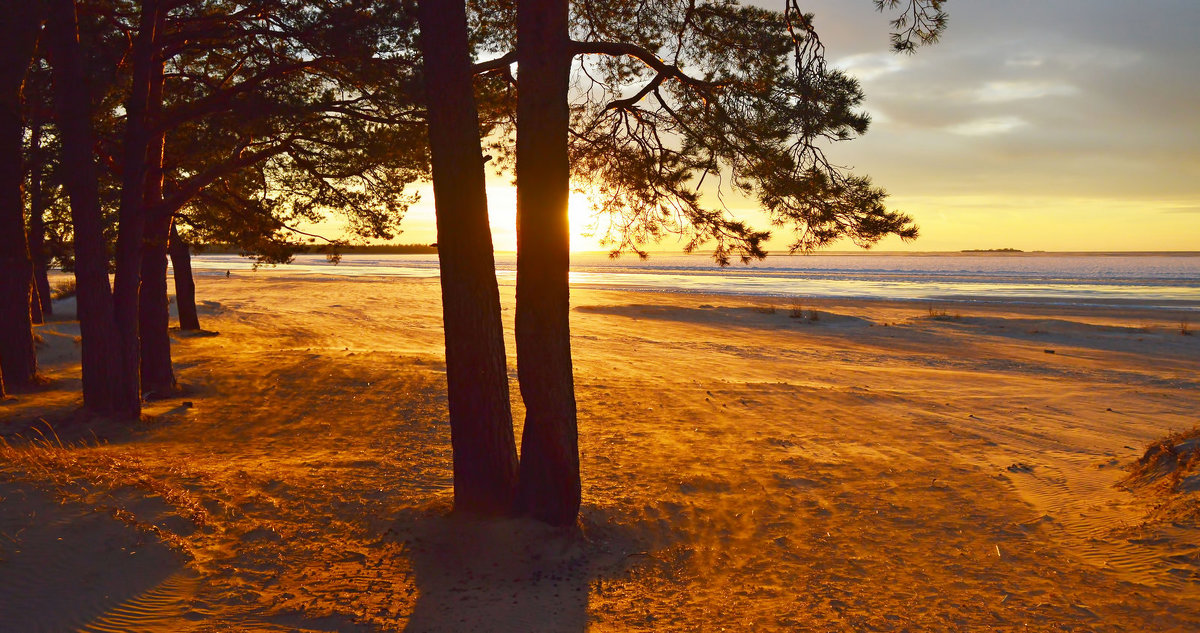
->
[190,252,1200,311]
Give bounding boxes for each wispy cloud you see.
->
[1005,54,1045,69]
[946,116,1028,137]
[971,81,1078,103]
[833,52,907,81]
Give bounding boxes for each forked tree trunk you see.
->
[140,211,174,397]
[138,43,173,398]
[168,221,200,331]
[514,0,581,526]
[110,0,162,412]
[0,1,43,392]
[29,272,42,325]
[45,0,134,415]
[417,0,519,516]
[27,118,53,317]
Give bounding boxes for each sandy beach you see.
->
[2,272,1199,631]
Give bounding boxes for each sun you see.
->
[481,186,605,252]
[567,191,605,252]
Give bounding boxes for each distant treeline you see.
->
[196,243,438,255]
[961,248,1023,253]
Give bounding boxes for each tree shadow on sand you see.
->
[396,504,655,633]
[0,478,193,631]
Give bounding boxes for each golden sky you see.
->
[332,1,1200,253]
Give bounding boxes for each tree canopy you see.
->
[468,0,946,264]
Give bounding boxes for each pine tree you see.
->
[469,0,947,524]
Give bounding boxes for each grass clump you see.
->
[52,279,77,300]
[787,300,819,322]
[0,425,210,545]
[927,304,960,321]
[1122,425,1200,526]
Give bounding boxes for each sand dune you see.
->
[2,274,1199,631]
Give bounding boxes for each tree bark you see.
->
[0,1,43,392]
[27,114,53,318]
[29,271,43,325]
[139,38,174,399]
[111,0,163,411]
[514,0,581,526]
[169,221,201,331]
[45,0,134,415]
[417,0,519,516]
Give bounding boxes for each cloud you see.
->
[742,1,1200,248]
[970,81,1079,103]
[1005,54,1045,69]
[832,52,907,81]
[945,116,1028,137]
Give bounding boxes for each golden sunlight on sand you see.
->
[2,274,1199,631]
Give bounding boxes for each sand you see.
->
[2,272,1199,632]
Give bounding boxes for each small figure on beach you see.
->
[226,270,231,278]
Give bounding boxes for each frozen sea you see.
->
[190,251,1200,311]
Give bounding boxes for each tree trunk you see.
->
[139,40,173,399]
[140,210,174,397]
[417,0,519,516]
[45,0,134,415]
[514,0,581,526]
[27,115,53,317]
[0,1,43,392]
[110,0,162,411]
[29,272,43,325]
[169,221,201,331]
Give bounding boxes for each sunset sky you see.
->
[351,0,1199,253]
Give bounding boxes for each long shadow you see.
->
[0,478,190,631]
[397,504,664,633]
[400,511,590,632]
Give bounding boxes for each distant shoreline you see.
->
[550,250,1200,257]
[196,243,439,255]
[193,247,1199,258]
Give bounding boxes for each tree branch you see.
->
[472,50,516,75]
[569,40,724,91]
[604,73,665,111]
[154,141,292,217]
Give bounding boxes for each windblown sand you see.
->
[2,272,1199,631]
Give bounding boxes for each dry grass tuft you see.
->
[926,305,961,321]
[1122,425,1200,526]
[0,423,209,553]
[1127,426,1200,488]
[52,279,77,300]
[787,300,819,322]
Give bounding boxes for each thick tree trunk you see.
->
[0,1,43,392]
[168,221,201,331]
[45,0,134,415]
[514,0,581,526]
[417,0,520,516]
[139,45,173,399]
[110,0,162,411]
[27,117,53,317]
[140,211,174,397]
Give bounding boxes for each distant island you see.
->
[197,242,439,255]
[337,243,439,254]
[961,248,1023,253]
